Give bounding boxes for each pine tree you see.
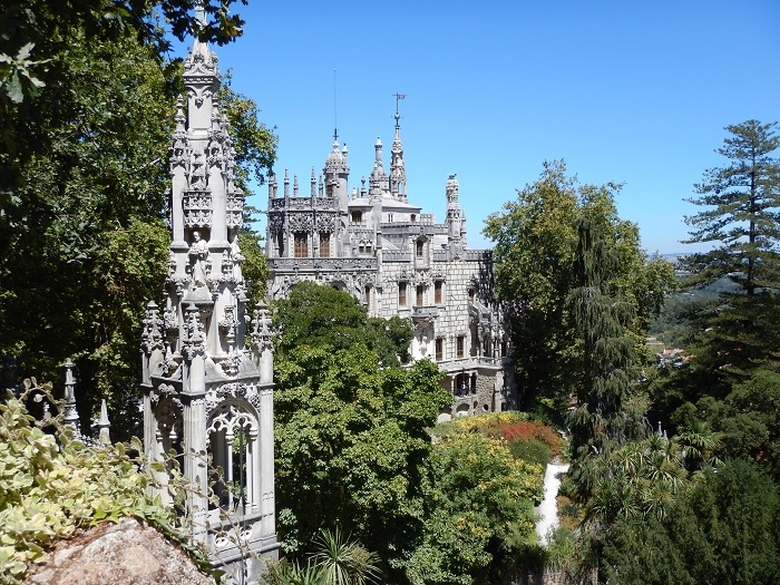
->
[683,120,780,294]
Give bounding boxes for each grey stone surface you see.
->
[265,109,515,418]
[140,34,278,584]
[24,517,216,585]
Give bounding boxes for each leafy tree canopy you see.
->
[483,160,675,416]
[0,6,276,439]
[600,459,780,585]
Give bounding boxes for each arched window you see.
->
[207,401,260,516]
[294,232,308,257]
[153,398,183,507]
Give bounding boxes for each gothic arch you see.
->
[207,399,261,516]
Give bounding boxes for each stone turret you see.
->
[389,111,407,201]
[369,137,388,199]
[141,29,278,584]
[323,140,350,211]
[445,174,463,256]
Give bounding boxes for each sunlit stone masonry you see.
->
[139,33,278,583]
[266,107,513,419]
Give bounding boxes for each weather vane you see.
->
[393,93,407,126]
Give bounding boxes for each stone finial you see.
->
[96,399,111,444]
[141,301,164,355]
[62,358,81,435]
[251,301,274,354]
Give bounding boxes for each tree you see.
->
[400,432,543,585]
[566,187,654,457]
[483,161,578,412]
[272,283,449,570]
[483,161,675,415]
[0,28,176,438]
[0,8,277,438]
[600,460,780,585]
[274,282,414,366]
[683,120,780,295]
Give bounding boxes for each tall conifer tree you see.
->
[683,120,780,294]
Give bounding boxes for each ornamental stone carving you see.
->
[141,301,164,355]
[288,212,313,232]
[181,304,205,361]
[251,302,273,354]
[268,213,285,234]
[183,191,213,229]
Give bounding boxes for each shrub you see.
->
[0,380,198,584]
[507,438,550,467]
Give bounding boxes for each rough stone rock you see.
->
[24,517,216,585]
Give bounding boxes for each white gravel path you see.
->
[535,462,570,545]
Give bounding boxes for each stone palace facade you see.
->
[266,111,513,419]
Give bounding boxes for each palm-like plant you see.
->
[264,529,379,585]
[310,528,380,585]
[677,420,722,471]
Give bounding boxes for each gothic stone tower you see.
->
[140,35,278,582]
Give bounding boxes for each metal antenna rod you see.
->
[333,67,338,142]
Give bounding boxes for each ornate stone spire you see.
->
[446,174,463,254]
[369,137,387,199]
[390,94,407,201]
[62,358,80,435]
[142,24,279,580]
[323,139,349,208]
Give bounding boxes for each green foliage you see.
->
[0,0,248,107]
[264,528,379,585]
[682,120,780,295]
[274,343,448,560]
[0,381,179,584]
[310,527,381,585]
[238,229,269,307]
[600,460,780,585]
[0,26,174,438]
[0,7,277,437]
[433,411,562,465]
[402,432,544,585]
[483,160,675,413]
[272,286,447,565]
[274,282,414,366]
[507,439,550,468]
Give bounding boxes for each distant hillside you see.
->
[648,276,738,348]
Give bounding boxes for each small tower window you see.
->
[434,281,443,304]
[319,232,331,258]
[416,240,424,258]
[398,282,407,306]
[411,214,416,223]
[416,284,424,306]
[294,232,308,258]
[351,211,363,223]
[435,338,444,362]
[456,335,465,359]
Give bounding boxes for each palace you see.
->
[265,109,514,419]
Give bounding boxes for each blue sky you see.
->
[191,1,779,254]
